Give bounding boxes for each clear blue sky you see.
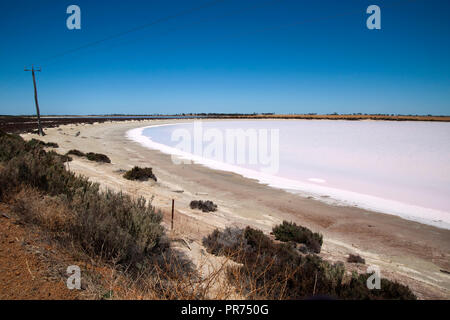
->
[0,0,449,115]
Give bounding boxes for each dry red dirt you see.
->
[0,208,80,300]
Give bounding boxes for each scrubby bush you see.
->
[58,154,72,162]
[203,226,416,300]
[66,149,111,164]
[86,152,111,163]
[0,131,39,161]
[202,227,249,256]
[0,148,91,200]
[339,273,416,300]
[0,133,164,270]
[348,254,365,264]
[28,139,58,148]
[272,221,323,253]
[190,200,217,212]
[70,189,164,266]
[205,226,341,299]
[123,166,157,182]
[45,142,59,148]
[66,149,85,157]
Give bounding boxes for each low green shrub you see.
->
[348,254,365,264]
[202,227,249,256]
[66,149,111,164]
[204,226,341,299]
[123,166,157,182]
[190,200,217,212]
[58,153,72,163]
[66,149,86,157]
[272,221,323,253]
[70,189,164,266]
[339,273,416,300]
[1,148,90,200]
[86,152,111,163]
[46,142,59,148]
[27,139,59,148]
[203,226,416,300]
[0,131,38,161]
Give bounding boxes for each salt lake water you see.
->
[127,120,450,229]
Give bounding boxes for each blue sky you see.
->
[0,0,449,115]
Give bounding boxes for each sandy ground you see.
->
[21,119,450,299]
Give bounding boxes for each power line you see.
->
[2,0,229,93]
[54,5,366,66]
[95,0,286,56]
[43,0,286,67]
[40,0,228,64]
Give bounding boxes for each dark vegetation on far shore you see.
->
[190,200,218,212]
[203,226,416,300]
[1,113,450,135]
[0,129,417,300]
[123,166,157,182]
[0,116,159,134]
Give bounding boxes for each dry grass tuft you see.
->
[12,187,75,235]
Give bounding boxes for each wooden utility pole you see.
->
[24,66,44,136]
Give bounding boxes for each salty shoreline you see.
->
[20,119,450,299]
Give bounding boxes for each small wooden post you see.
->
[313,272,318,296]
[171,199,175,230]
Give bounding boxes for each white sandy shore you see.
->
[21,119,450,299]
